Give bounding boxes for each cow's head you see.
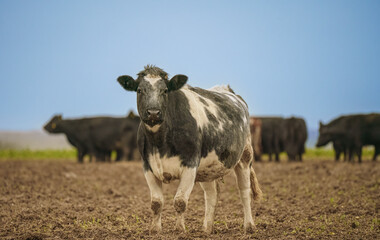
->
[44,114,62,133]
[118,65,187,130]
[316,121,331,147]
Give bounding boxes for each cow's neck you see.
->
[58,120,78,139]
[143,122,168,148]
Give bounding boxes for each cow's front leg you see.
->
[144,170,164,233]
[174,167,196,232]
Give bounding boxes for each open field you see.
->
[0,157,379,239]
[0,147,375,161]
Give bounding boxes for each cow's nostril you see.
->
[147,109,160,117]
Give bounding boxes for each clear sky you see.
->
[0,0,379,131]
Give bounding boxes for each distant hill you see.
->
[0,130,72,150]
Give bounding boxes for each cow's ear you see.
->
[167,74,188,92]
[118,75,138,92]
[127,110,136,118]
[57,115,62,120]
[319,121,324,128]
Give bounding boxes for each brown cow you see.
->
[250,117,262,161]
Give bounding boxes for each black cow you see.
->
[43,114,140,162]
[117,65,262,234]
[282,117,307,161]
[316,113,380,162]
[256,117,285,161]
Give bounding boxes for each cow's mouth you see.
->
[143,118,163,127]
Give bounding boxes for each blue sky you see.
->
[0,0,379,131]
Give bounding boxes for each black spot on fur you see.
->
[220,150,231,161]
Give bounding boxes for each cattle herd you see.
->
[41,65,379,234]
[44,110,379,164]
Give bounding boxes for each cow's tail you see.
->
[250,166,262,201]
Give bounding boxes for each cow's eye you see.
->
[137,88,142,94]
[164,89,168,94]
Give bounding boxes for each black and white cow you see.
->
[117,65,262,233]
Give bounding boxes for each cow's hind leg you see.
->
[174,167,196,232]
[144,171,164,233]
[199,180,218,234]
[234,143,261,233]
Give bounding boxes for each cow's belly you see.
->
[149,150,234,183]
[196,151,234,182]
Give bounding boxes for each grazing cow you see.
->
[44,114,140,162]
[316,113,380,162]
[117,65,262,233]
[282,117,307,161]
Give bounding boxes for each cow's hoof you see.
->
[175,217,186,232]
[244,222,256,234]
[203,224,214,234]
[150,224,162,234]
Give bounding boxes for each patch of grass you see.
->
[74,217,101,230]
[214,219,228,230]
[370,217,379,231]
[304,147,374,159]
[0,149,77,160]
[305,148,335,158]
[131,214,142,225]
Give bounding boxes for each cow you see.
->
[44,115,102,162]
[282,117,307,161]
[87,113,140,161]
[117,65,262,234]
[316,113,380,162]
[249,117,262,161]
[43,114,140,162]
[256,117,285,161]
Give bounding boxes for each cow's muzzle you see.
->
[144,109,163,127]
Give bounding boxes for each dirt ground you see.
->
[0,158,379,240]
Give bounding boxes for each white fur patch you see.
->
[180,86,222,130]
[149,148,183,183]
[209,85,248,109]
[144,74,162,86]
[145,124,161,133]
